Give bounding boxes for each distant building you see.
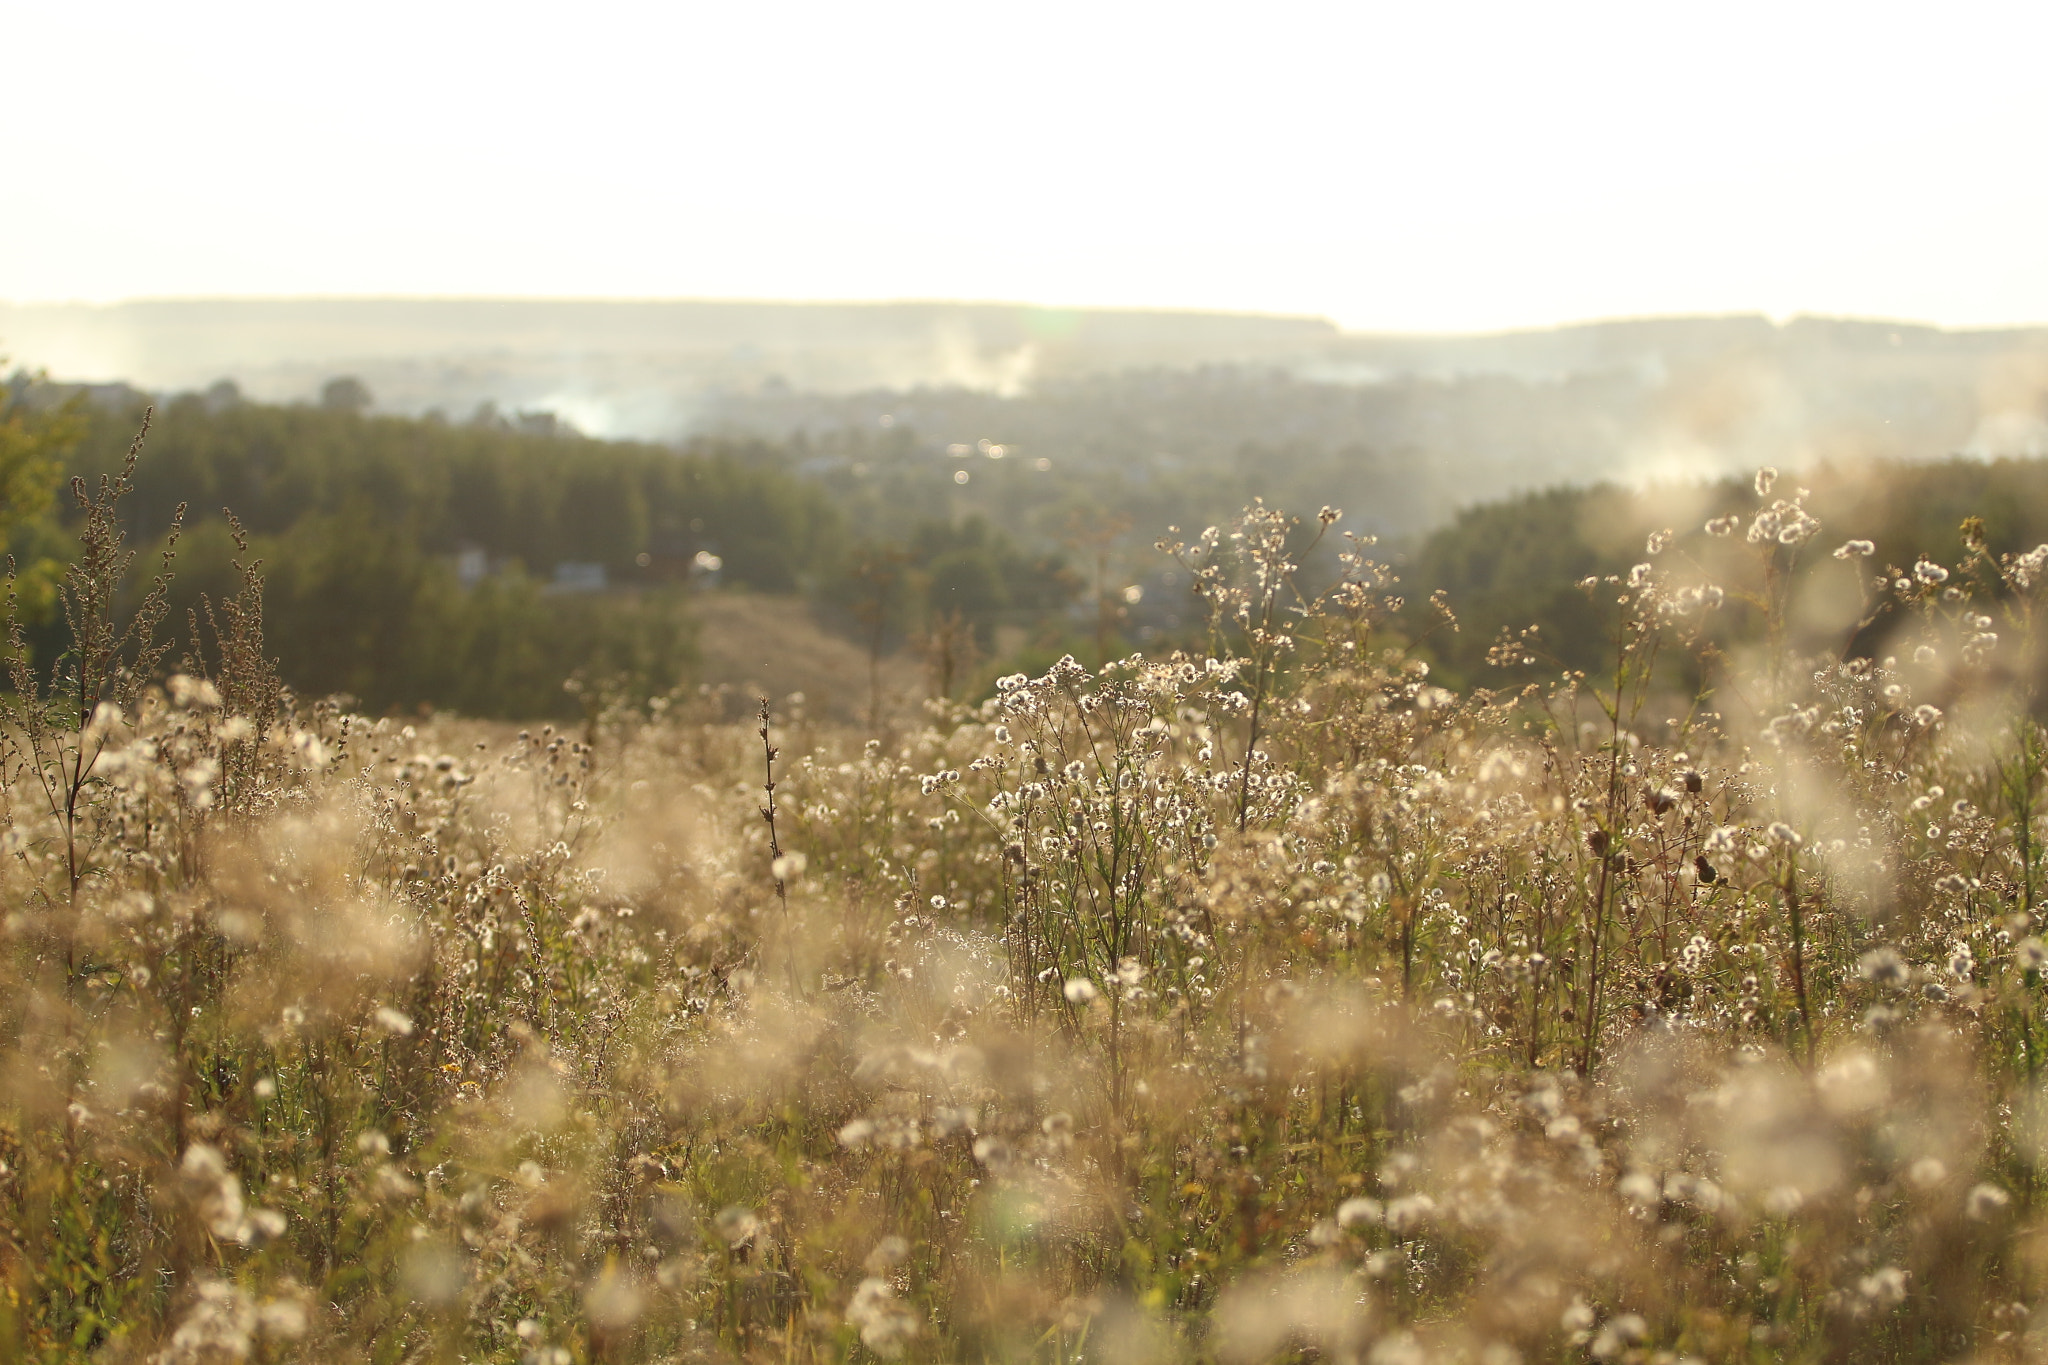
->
[552,561,608,592]
[515,410,578,437]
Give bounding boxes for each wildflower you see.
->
[2011,543,2048,589]
[1705,514,1741,537]
[866,1235,910,1272]
[715,1206,761,1246]
[1858,946,1909,987]
[1746,498,1819,545]
[180,1144,248,1240]
[770,851,807,881]
[1755,466,1778,496]
[1833,539,1875,559]
[255,1297,307,1341]
[1914,559,1949,584]
[374,1165,421,1201]
[1681,933,1713,971]
[1336,1196,1382,1228]
[373,1006,415,1037]
[1763,1186,1806,1216]
[1966,1183,2012,1219]
[845,1277,920,1359]
[180,758,220,809]
[1858,1266,1908,1306]
[159,1280,256,1364]
[1383,1193,1436,1232]
[1590,1313,1647,1360]
[180,1143,285,1245]
[1063,977,1098,1005]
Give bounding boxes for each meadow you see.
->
[7,427,2048,1364]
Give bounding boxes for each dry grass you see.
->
[8,460,2048,1363]
[688,591,924,726]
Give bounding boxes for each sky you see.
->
[5,0,2046,333]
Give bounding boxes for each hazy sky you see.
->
[6,0,2045,331]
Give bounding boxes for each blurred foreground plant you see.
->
[10,450,2048,1363]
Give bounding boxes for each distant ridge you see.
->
[0,297,1339,386]
[1330,313,2048,380]
[7,301,2048,488]
[9,299,2045,400]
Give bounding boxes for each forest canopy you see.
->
[1,380,1087,716]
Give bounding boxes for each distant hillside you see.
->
[0,298,1339,430]
[1,381,848,717]
[3,380,1089,716]
[8,301,2048,545]
[701,317,2048,547]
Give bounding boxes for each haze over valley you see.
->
[10,298,2048,541]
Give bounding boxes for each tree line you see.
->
[1404,456,2048,692]
[13,370,2036,718]
[1,378,1082,716]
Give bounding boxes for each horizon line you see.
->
[8,295,2048,341]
